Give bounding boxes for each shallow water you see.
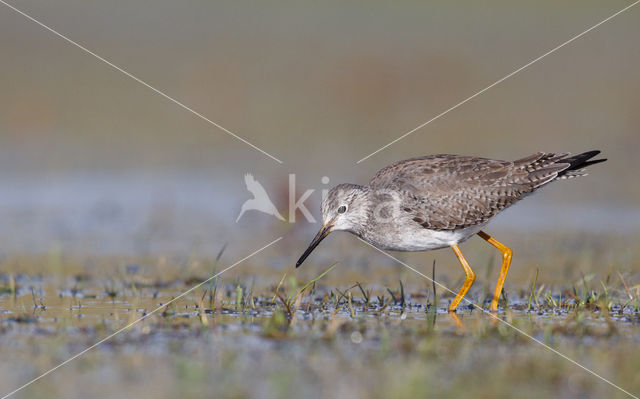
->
[1,173,639,256]
[1,258,639,399]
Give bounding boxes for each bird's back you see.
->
[367,152,604,231]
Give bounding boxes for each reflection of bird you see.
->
[236,174,285,222]
[296,151,606,313]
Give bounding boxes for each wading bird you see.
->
[296,151,606,312]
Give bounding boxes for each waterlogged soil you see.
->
[1,254,639,399]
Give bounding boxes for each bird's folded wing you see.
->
[369,153,569,230]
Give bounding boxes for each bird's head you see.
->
[296,183,369,268]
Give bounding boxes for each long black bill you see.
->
[296,225,331,268]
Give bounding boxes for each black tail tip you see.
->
[565,150,607,171]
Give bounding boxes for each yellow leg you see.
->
[448,245,476,312]
[477,231,513,312]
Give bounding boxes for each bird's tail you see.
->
[557,150,607,179]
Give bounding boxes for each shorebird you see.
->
[296,151,606,312]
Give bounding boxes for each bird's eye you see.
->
[337,205,347,214]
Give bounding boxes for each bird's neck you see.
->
[348,187,374,236]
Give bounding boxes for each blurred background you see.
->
[0,0,638,262]
[1,2,640,398]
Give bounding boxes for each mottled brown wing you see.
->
[368,153,570,230]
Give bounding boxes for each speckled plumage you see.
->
[302,151,606,256]
[367,151,596,231]
[296,150,606,311]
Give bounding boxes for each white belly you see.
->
[361,223,485,252]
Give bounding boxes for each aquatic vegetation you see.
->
[0,235,639,399]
